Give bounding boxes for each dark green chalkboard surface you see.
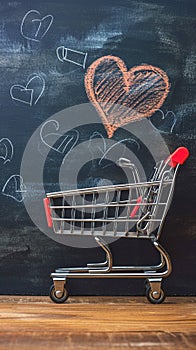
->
[0,0,195,296]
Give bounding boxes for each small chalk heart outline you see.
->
[40,120,79,161]
[0,138,14,164]
[2,175,26,203]
[85,55,170,138]
[10,75,45,106]
[20,9,54,42]
[149,109,177,133]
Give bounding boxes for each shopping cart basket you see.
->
[44,147,189,304]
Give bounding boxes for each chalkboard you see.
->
[0,0,195,296]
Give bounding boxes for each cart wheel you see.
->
[146,285,165,304]
[49,284,69,303]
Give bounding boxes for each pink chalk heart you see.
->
[85,55,170,138]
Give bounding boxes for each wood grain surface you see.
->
[0,296,195,349]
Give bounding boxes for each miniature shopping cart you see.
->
[44,147,189,304]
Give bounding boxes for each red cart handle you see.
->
[166,147,189,168]
[43,197,53,228]
[130,147,189,218]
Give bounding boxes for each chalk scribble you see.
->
[56,46,88,69]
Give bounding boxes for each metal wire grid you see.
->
[47,169,174,237]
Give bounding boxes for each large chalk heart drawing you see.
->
[21,9,53,42]
[85,55,170,138]
[2,175,26,203]
[10,75,45,106]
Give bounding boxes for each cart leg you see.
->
[55,237,112,274]
[88,237,113,273]
[145,278,165,304]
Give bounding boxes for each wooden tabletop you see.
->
[0,296,195,349]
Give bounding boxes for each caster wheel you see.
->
[49,284,69,303]
[146,285,165,304]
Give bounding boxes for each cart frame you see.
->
[44,147,189,304]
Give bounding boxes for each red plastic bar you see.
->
[167,147,189,168]
[43,197,53,228]
[130,195,143,218]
